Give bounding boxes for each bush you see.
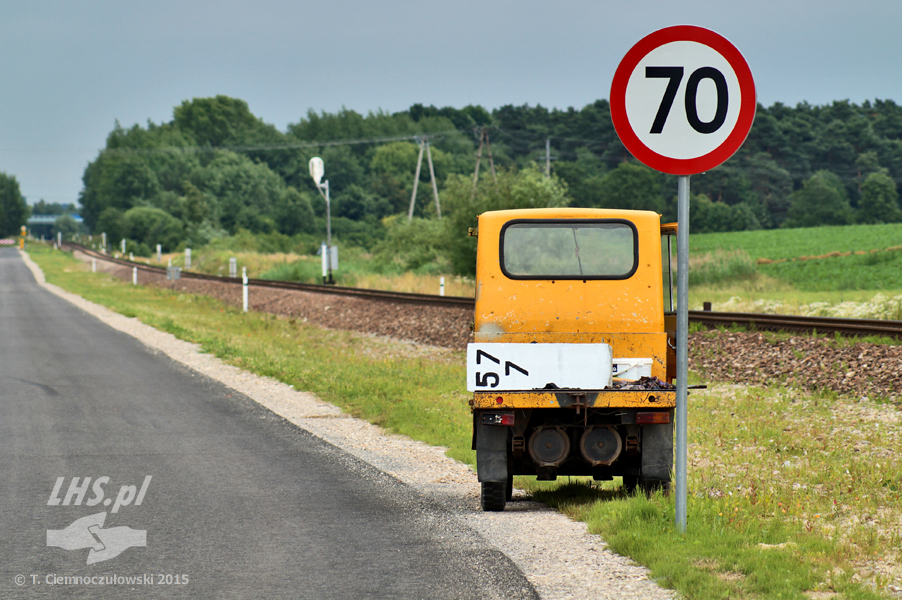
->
[95,207,126,243]
[122,239,152,257]
[372,216,450,273]
[857,171,900,224]
[691,195,761,233]
[123,206,184,251]
[784,170,853,228]
[202,229,321,255]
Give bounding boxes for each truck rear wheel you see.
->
[481,481,507,511]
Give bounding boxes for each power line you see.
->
[99,130,464,155]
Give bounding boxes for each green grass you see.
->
[689,280,902,309]
[30,244,897,599]
[520,376,901,599]
[688,223,902,307]
[758,249,902,292]
[527,483,841,599]
[688,249,757,286]
[690,223,902,262]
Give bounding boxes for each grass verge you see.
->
[31,245,894,599]
[521,379,901,599]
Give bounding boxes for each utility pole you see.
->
[545,137,551,178]
[407,136,441,221]
[408,137,425,221]
[426,139,441,219]
[471,127,497,198]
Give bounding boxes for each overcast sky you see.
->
[2,0,900,207]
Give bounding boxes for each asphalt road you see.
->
[0,247,536,599]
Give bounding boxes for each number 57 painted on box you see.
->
[466,343,613,392]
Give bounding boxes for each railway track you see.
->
[62,242,474,308]
[62,241,902,340]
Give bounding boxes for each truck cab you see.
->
[468,207,677,511]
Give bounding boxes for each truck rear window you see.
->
[500,220,638,279]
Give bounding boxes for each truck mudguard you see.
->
[641,423,673,481]
[475,420,509,483]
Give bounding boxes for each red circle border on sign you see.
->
[610,25,756,175]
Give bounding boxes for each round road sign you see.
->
[610,25,756,175]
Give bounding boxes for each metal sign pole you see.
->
[611,26,755,533]
[324,180,333,284]
[675,175,690,533]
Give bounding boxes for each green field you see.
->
[690,223,902,262]
[758,249,902,292]
[688,223,902,313]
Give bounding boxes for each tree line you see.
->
[0,173,27,238]
[6,95,902,269]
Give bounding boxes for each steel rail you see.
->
[686,310,902,339]
[61,241,902,338]
[61,242,475,308]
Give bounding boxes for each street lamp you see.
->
[309,157,334,284]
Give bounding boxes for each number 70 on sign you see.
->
[610,25,756,176]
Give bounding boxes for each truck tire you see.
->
[481,481,507,511]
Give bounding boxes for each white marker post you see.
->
[101,232,107,254]
[242,267,248,312]
[132,267,137,285]
[185,248,191,270]
[229,257,237,278]
[157,244,162,263]
[611,25,756,532]
[121,238,126,254]
[440,276,445,296]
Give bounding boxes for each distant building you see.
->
[27,214,84,240]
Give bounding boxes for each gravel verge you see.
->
[690,330,902,399]
[28,251,675,600]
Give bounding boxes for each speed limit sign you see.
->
[610,25,756,175]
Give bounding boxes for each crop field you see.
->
[758,249,902,292]
[690,223,902,263]
[688,223,902,315]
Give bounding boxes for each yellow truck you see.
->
[468,207,677,511]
